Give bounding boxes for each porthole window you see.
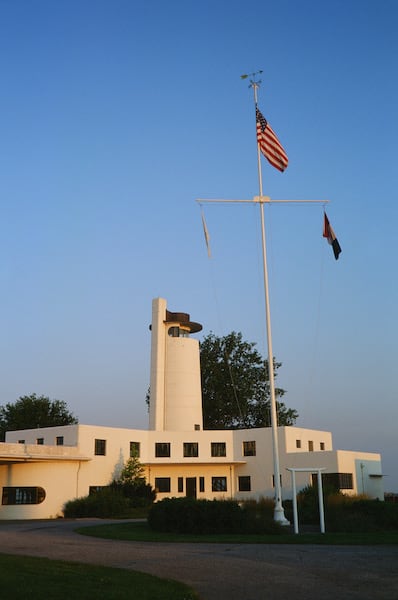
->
[2,486,46,505]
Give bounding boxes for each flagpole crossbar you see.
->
[197,197,329,205]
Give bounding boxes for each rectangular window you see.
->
[18,440,25,444]
[155,442,170,457]
[155,477,171,493]
[178,477,184,493]
[36,438,44,445]
[320,442,325,451]
[130,441,140,457]
[243,441,256,456]
[238,476,251,492]
[212,476,227,492]
[94,439,107,456]
[183,442,199,457]
[194,424,201,431]
[199,477,205,493]
[211,442,226,457]
[296,439,301,449]
[56,436,64,446]
[2,487,46,505]
[89,486,105,495]
[308,440,314,452]
[312,472,353,490]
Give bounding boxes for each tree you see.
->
[0,393,78,441]
[200,331,298,430]
[111,453,156,508]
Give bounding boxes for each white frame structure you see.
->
[287,467,326,534]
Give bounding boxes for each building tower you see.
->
[149,298,203,431]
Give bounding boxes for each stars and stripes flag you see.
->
[256,106,288,172]
[323,212,342,260]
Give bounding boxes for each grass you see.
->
[0,553,198,599]
[76,520,398,545]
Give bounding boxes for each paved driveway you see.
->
[0,519,397,599]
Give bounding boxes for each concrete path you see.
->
[0,519,397,599]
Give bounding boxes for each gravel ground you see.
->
[0,519,397,599]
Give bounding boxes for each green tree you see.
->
[118,453,146,485]
[0,393,78,441]
[200,331,298,430]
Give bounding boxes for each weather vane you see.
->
[240,70,263,89]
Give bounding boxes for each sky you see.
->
[1,0,397,491]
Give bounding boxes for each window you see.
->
[296,439,301,449]
[178,477,184,493]
[94,439,107,456]
[194,424,201,431]
[308,440,314,452]
[211,442,226,457]
[18,440,25,444]
[2,487,46,505]
[212,476,227,492]
[199,477,205,493]
[36,438,44,445]
[313,472,353,490]
[320,442,325,451]
[89,486,105,495]
[183,442,199,457]
[130,441,140,457]
[238,476,251,492]
[243,441,256,456]
[155,477,171,493]
[155,442,170,457]
[56,436,64,446]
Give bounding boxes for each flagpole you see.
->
[251,79,289,524]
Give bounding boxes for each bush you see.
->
[295,485,398,532]
[148,497,282,535]
[63,481,156,518]
[110,481,156,508]
[63,488,132,518]
[326,498,398,533]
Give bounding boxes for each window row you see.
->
[18,436,65,446]
[296,439,326,451]
[94,440,258,458]
[154,475,252,493]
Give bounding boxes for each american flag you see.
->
[256,107,288,172]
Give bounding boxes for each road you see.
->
[0,519,397,599]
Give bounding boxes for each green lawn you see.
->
[0,553,198,600]
[77,520,398,545]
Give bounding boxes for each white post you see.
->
[290,469,299,534]
[317,469,325,534]
[252,81,288,525]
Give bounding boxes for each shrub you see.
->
[295,485,398,532]
[63,481,156,518]
[110,481,156,508]
[148,497,282,535]
[63,488,132,518]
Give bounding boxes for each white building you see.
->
[0,298,384,519]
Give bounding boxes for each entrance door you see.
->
[186,477,197,499]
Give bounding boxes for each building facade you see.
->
[0,298,384,519]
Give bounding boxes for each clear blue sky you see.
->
[1,0,397,491]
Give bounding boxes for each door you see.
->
[186,477,197,499]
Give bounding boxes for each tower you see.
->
[149,298,203,431]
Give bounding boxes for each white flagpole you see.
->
[252,79,289,524]
[197,76,329,524]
